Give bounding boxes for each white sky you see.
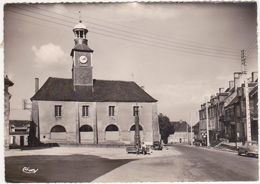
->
[3,2,258,123]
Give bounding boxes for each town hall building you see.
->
[31,21,160,145]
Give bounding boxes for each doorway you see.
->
[20,136,24,147]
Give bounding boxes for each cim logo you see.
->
[22,167,38,174]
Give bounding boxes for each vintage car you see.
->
[151,141,163,150]
[126,145,150,154]
[237,141,258,157]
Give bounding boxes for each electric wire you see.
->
[22,4,240,55]
[7,8,241,61]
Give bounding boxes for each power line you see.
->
[245,44,257,57]
[7,9,240,62]
[245,39,257,51]
[10,7,241,61]
[15,5,240,58]
[33,4,239,53]
[22,4,240,55]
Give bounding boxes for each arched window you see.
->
[130,124,143,131]
[105,124,119,131]
[79,125,93,132]
[80,31,83,38]
[50,125,66,132]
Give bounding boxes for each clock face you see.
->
[79,55,88,64]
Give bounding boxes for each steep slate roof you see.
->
[31,77,157,102]
[70,43,93,56]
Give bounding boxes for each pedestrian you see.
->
[179,138,182,143]
[141,142,147,155]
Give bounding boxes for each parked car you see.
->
[193,139,206,146]
[238,141,258,157]
[126,145,150,154]
[151,141,163,150]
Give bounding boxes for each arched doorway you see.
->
[130,124,144,143]
[50,125,66,140]
[105,124,119,141]
[79,124,94,142]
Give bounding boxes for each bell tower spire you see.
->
[70,18,94,88]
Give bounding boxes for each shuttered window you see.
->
[109,106,115,116]
[54,105,62,117]
[133,106,139,116]
[82,105,89,117]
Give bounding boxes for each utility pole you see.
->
[186,118,188,144]
[205,99,210,147]
[190,111,193,145]
[241,49,251,142]
[134,107,141,152]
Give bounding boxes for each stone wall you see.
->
[34,100,159,145]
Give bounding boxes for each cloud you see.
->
[32,43,66,67]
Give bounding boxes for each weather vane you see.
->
[78,10,82,23]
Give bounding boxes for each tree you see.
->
[158,113,175,144]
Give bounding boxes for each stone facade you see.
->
[33,101,159,145]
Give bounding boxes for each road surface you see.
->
[5,144,258,182]
[94,144,258,182]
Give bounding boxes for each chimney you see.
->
[35,78,39,93]
[219,88,224,93]
[234,72,242,89]
[251,72,258,82]
[229,80,234,89]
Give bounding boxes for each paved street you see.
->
[94,144,258,182]
[5,144,258,182]
[5,155,134,182]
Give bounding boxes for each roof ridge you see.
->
[10,120,32,122]
[49,77,72,80]
[94,79,135,83]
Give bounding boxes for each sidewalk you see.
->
[174,143,238,154]
[5,146,181,160]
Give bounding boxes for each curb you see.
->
[179,144,237,154]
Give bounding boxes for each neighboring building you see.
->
[249,82,258,141]
[223,72,258,142]
[168,121,192,143]
[31,21,160,145]
[4,75,14,149]
[198,103,207,141]
[206,89,229,143]
[198,71,258,144]
[192,122,200,140]
[9,120,31,147]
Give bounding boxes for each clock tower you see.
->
[70,20,94,88]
